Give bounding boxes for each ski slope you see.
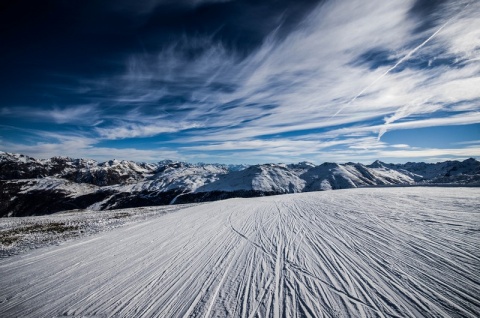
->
[0,187,479,317]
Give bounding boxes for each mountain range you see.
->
[1,152,479,217]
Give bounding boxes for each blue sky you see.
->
[0,0,479,164]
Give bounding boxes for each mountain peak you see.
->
[368,160,386,168]
[463,157,479,164]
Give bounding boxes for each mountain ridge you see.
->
[1,151,479,217]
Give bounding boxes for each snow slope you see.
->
[197,164,305,193]
[115,164,228,193]
[17,177,99,195]
[0,204,201,257]
[0,187,478,317]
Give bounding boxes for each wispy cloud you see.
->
[1,104,100,125]
[0,130,181,162]
[109,0,479,145]
[2,0,479,163]
[455,140,480,146]
[95,122,202,140]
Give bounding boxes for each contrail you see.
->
[331,7,466,118]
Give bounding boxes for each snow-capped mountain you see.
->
[369,158,480,184]
[0,152,154,185]
[1,151,478,217]
[197,164,305,193]
[301,162,415,191]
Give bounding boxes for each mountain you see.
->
[1,151,478,217]
[0,152,161,186]
[371,158,480,184]
[197,164,305,193]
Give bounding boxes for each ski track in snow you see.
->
[0,187,479,317]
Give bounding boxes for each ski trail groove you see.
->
[274,240,283,318]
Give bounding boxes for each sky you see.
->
[0,0,479,164]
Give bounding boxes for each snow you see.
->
[18,177,99,196]
[0,204,201,257]
[112,164,228,194]
[0,187,479,317]
[197,164,305,193]
[0,152,36,164]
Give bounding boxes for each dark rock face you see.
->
[0,180,116,217]
[95,190,183,211]
[61,169,142,186]
[1,152,479,217]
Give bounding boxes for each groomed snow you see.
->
[0,204,201,257]
[0,187,479,317]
